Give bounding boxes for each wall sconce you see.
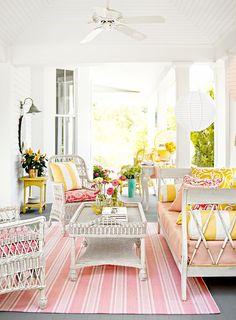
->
[18,97,41,153]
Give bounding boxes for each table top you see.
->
[69,202,147,237]
[20,176,48,181]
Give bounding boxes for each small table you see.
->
[69,202,147,281]
[20,176,47,213]
[141,163,174,211]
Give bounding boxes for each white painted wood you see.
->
[157,167,236,300]
[48,155,95,235]
[69,202,147,279]
[0,207,47,309]
[74,68,93,176]
[175,63,191,168]
[214,59,228,167]
[0,0,234,63]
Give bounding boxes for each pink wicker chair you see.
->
[0,207,47,309]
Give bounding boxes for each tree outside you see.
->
[190,88,215,167]
[92,102,148,170]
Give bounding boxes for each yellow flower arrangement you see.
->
[21,148,48,176]
[165,142,176,153]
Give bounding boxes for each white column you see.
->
[175,63,191,168]
[214,58,230,167]
[75,67,92,176]
[228,54,236,168]
[147,91,157,148]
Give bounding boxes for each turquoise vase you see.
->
[128,179,136,198]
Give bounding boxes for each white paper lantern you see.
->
[175,91,216,132]
[228,55,236,101]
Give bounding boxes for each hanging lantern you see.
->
[228,55,236,101]
[175,91,215,132]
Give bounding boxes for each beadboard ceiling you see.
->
[0,0,235,63]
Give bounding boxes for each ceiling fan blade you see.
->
[93,6,108,18]
[80,27,103,44]
[115,24,146,40]
[119,16,165,24]
[94,84,140,93]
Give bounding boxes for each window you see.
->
[55,69,75,155]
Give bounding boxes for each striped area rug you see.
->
[0,223,219,314]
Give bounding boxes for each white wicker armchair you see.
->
[48,155,94,235]
[0,207,47,309]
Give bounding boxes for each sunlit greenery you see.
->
[92,103,148,169]
[190,88,214,167]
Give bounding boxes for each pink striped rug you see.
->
[0,223,219,314]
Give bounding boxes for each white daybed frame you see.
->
[157,167,236,300]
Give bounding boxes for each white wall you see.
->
[147,92,157,148]
[229,97,236,168]
[0,63,31,207]
[30,67,56,202]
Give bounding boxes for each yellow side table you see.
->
[20,176,48,214]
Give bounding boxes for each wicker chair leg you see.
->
[38,288,48,309]
[61,224,66,236]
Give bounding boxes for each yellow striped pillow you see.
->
[159,184,181,202]
[191,167,234,189]
[188,210,236,240]
[50,162,81,191]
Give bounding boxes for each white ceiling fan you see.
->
[80,0,165,44]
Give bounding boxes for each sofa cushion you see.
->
[191,167,234,189]
[169,175,222,212]
[50,161,81,191]
[159,183,181,202]
[65,188,99,203]
[188,209,236,240]
[0,226,39,258]
[157,202,236,265]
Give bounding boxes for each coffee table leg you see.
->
[139,238,147,280]
[70,237,77,281]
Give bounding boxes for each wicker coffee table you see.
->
[68,202,147,281]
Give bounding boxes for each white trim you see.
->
[157,167,236,300]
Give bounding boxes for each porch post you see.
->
[174,63,191,168]
[74,67,93,177]
[214,58,230,167]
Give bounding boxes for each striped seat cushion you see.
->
[188,210,236,240]
[50,162,81,191]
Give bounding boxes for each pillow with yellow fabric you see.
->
[176,209,236,240]
[159,184,181,202]
[187,209,236,240]
[176,204,215,225]
[191,167,234,189]
[50,161,81,191]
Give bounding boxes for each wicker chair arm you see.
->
[0,207,20,224]
[0,216,46,257]
[51,182,65,201]
[0,216,45,230]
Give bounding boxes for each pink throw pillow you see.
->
[168,175,222,212]
[65,188,99,203]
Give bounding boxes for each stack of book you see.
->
[102,207,128,222]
